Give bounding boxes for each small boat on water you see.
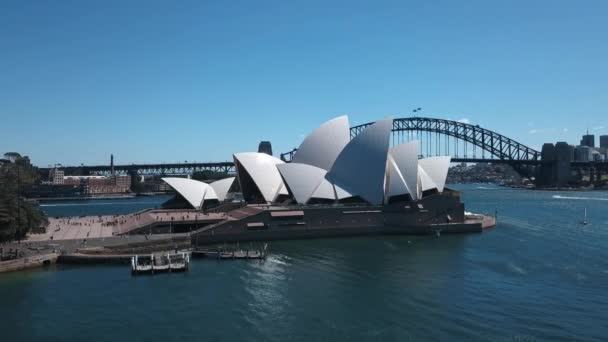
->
[220,249,266,260]
[131,252,190,275]
[193,243,269,260]
[580,207,589,226]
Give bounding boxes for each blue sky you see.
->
[1,0,607,166]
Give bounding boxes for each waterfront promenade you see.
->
[26,209,227,242]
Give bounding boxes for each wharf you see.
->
[57,234,192,264]
[131,252,190,275]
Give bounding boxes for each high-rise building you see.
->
[538,143,556,186]
[554,142,572,186]
[49,168,64,185]
[580,133,595,148]
[600,135,608,149]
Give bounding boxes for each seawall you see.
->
[0,253,59,273]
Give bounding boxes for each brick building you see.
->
[63,175,131,195]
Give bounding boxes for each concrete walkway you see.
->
[26,209,227,242]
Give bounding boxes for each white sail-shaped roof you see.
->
[418,156,451,192]
[418,165,438,194]
[234,152,286,203]
[162,177,218,209]
[308,178,352,201]
[388,141,419,200]
[277,183,289,196]
[309,178,336,200]
[327,117,393,205]
[277,163,328,204]
[386,155,412,199]
[209,177,236,201]
[292,115,350,171]
[334,183,352,199]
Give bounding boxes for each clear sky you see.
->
[1,0,607,167]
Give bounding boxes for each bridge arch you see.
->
[282,117,539,162]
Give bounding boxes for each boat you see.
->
[193,243,269,260]
[580,207,589,226]
[131,252,190,275]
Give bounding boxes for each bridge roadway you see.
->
[40,161,236,176]
[40,158,608,177]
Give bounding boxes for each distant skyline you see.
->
[1,0,607,166]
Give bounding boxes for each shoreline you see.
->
[1,210,495,274]
[29,193,171,202]
[0,252,59,273]
[32,194,137,202]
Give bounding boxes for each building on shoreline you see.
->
[154,115,489,245]
[164,115,451,209]
[537,132,608,187]
[49,168,64,185]
[63,175,131,195]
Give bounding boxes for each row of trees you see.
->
[0,152,47,241]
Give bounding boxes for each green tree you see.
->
[0,153,47,241]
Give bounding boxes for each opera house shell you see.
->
[232,115,451,206]
[159,115,495,245]
[162,176,236,209]
[163,115,452,209]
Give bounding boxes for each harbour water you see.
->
[1,185,607,341]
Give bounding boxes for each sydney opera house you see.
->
[162,116,493,244]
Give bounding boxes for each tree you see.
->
[4,152,22,163]
[0,152,47,241]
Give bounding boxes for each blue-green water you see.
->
[1,186,607,341]
[39,195,173,217]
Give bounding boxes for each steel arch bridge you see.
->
[43,117,543,178]
[281,117,540,163]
